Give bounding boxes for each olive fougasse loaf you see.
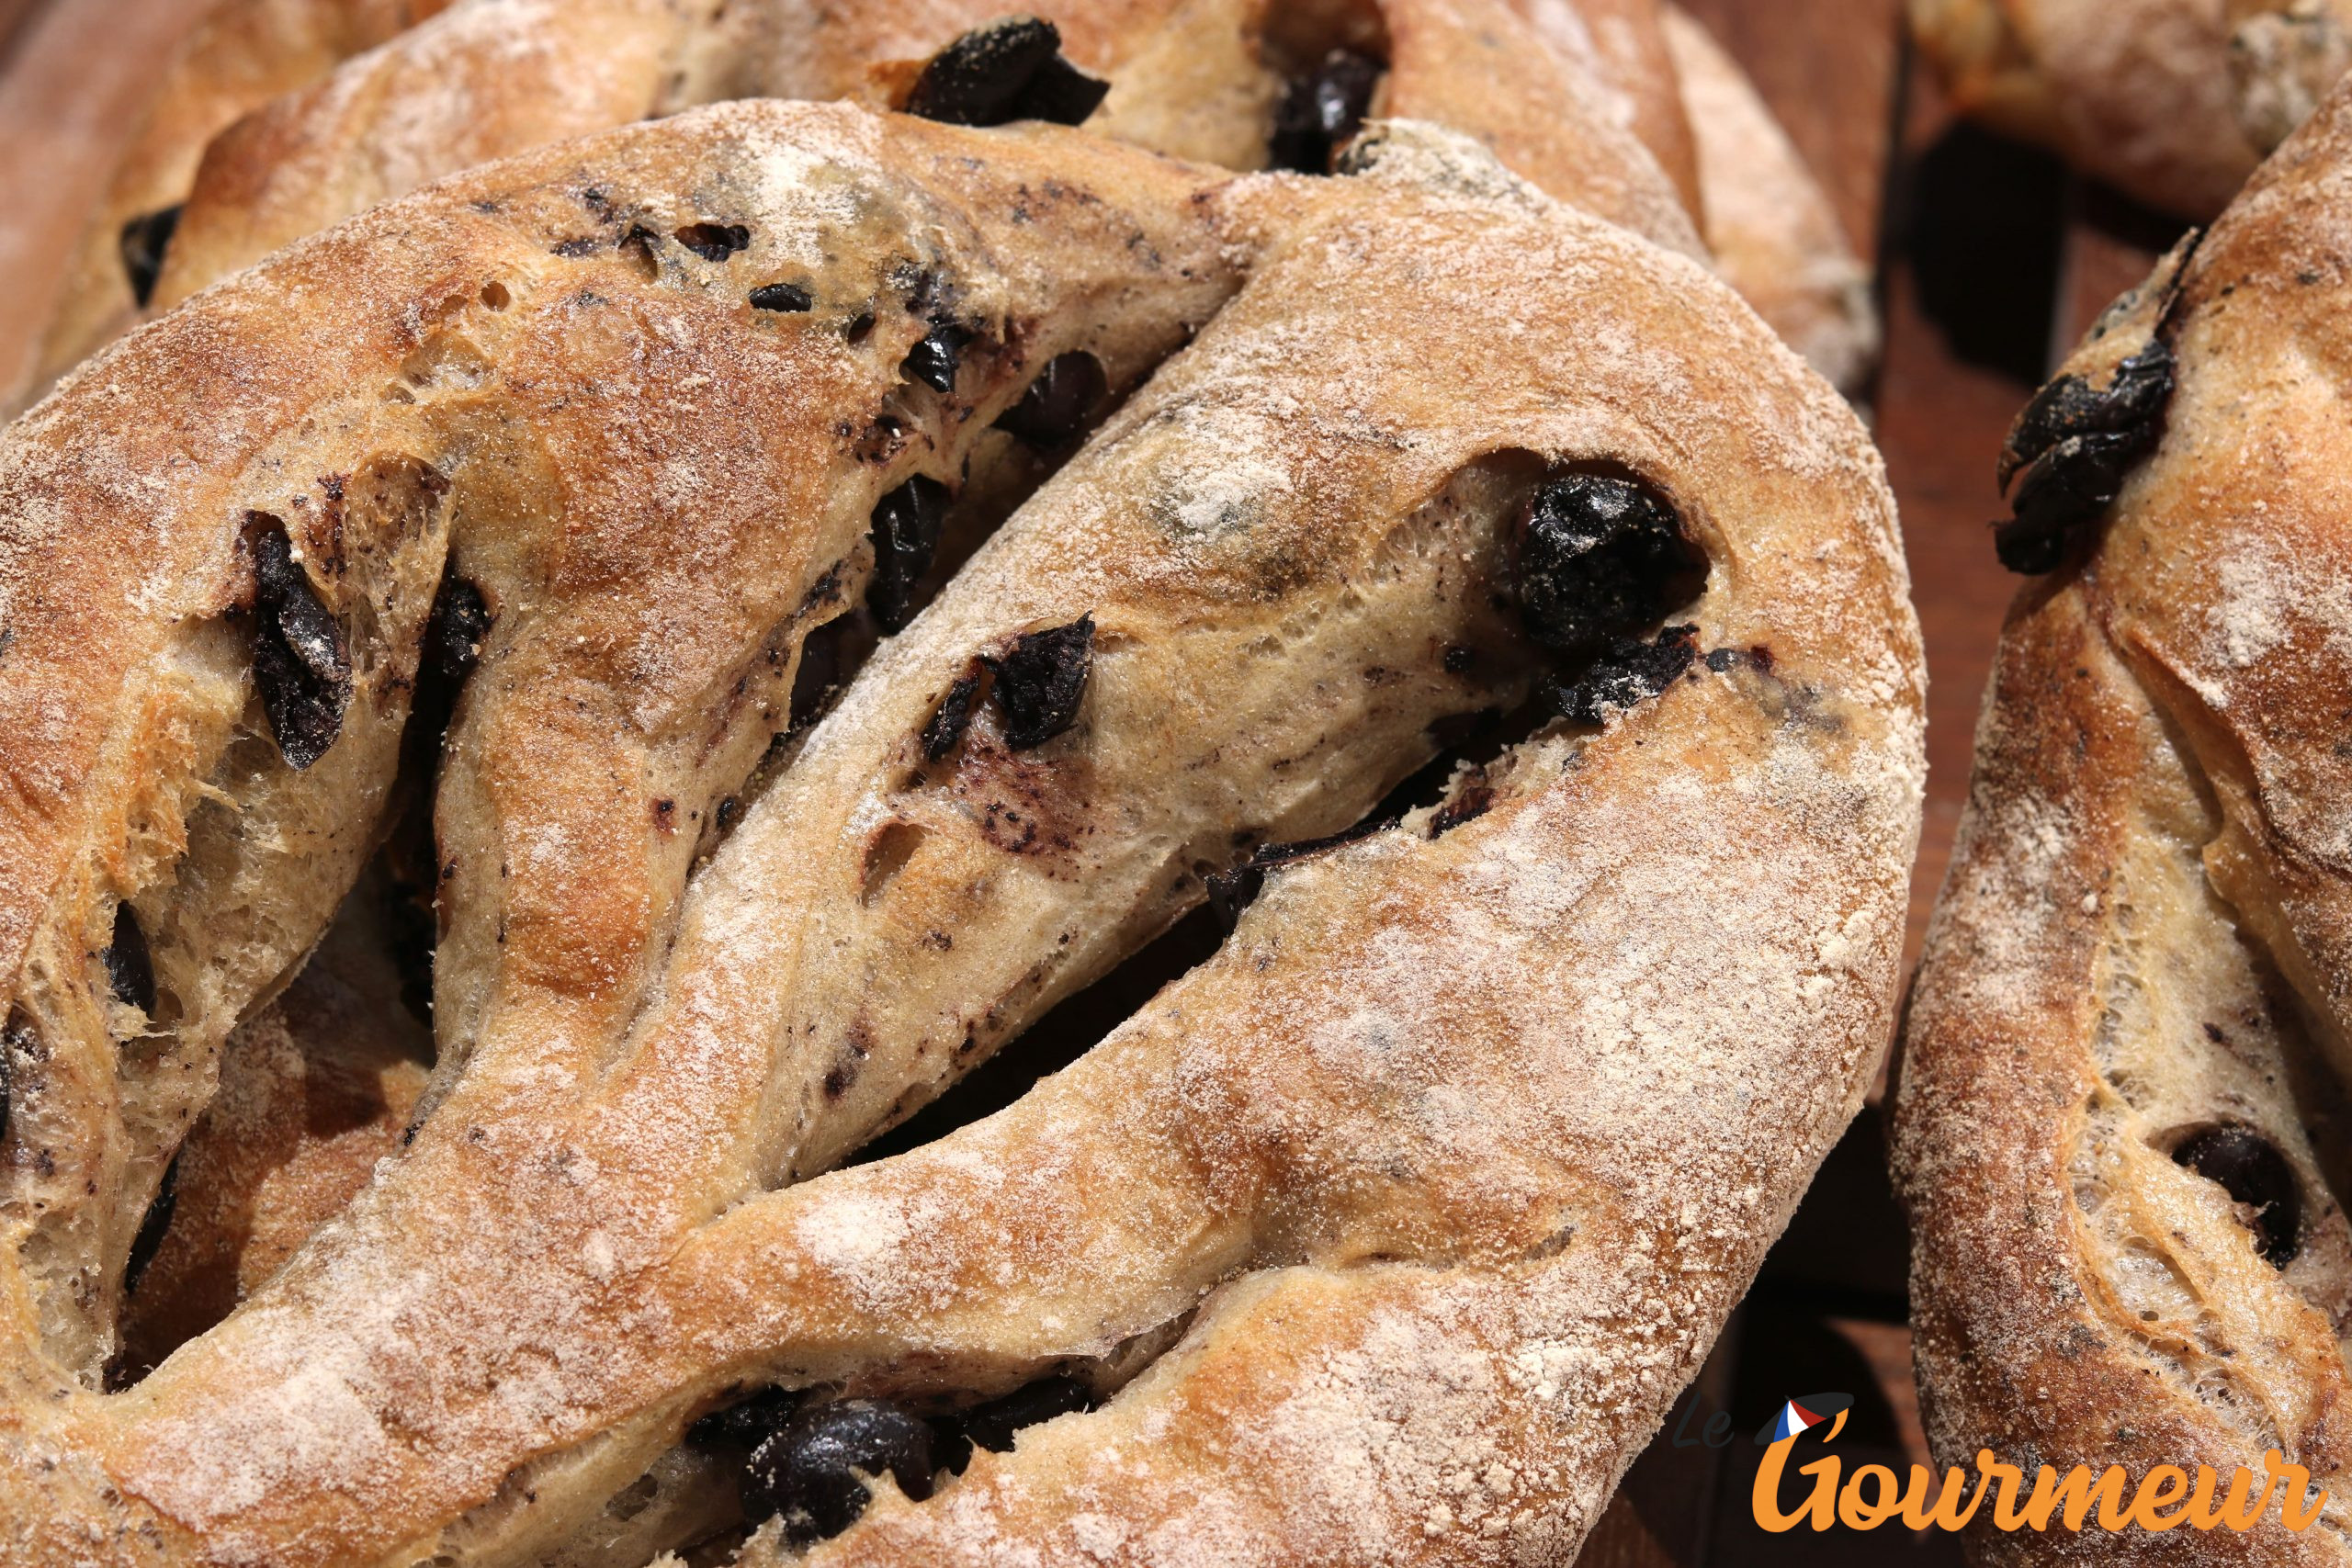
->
[0,17,1922,1568]
[1911,0,2352,220]
[1894,67,2352,1565]
[23,0,1876,405]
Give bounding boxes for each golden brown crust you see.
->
[137,0,1703,323]
[30,0,1873,402]
[1894,70,2352,1563]
[25,0,451,405]
[1909,0,2352,219]
[0,95,1919,1564]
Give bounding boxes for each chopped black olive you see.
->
[103,903,156,1017]
[965,1374,1095,1453]
[688,1385,803,1450]
[1555,624,1699,726]
[904,17,1110,128]
[745,1397,936,1544]
[995,351,1107,446]
[122,1155,179,1297]
[1992,340,2174,575]
[989,615,1093,749]
[922,670,985,761]
[673,221,752,262]
[1269,50,1385,174]
[424,575,491,693]
[119,205,182,309]
[2173,1125,2302,1268]
[900,321,972,394]
[247,516,353,770]
[1516,473,1707,657]
[751,282,814,313]
[403,569,490,805]
[1997,340,2175,490]
[866,475,953,632]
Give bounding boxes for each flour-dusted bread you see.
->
[22,0,452,405]
[1911,0,2352,219]
[26,0,1881,402]
[0,85,1921,1565]
[1894,67,2352,1565]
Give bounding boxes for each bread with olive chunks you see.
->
[1894,71,2352,1563]
[0,101,1918,1565]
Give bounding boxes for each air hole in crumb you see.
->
[861,821,928,907]
[480,280,511,310]
[606,1472,661,1521]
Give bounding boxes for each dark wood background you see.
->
[0,2,2191,1560]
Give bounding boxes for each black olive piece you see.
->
[866,475,953,633]
[122,1155,179,1298]
[922,670,985,761]
[673,221,752,262]
[899,321,971,394]
[119,205,182,309]
[751,282,814,313]
[1008,54,1113,125]
[1991,340,2175,576]
[1268,50,1385,174]
[688,1385,804,1450]
[995,351,1107,446]
[1992,430,2152,575]
[424,575,492,691]
[965,1374,1095,1453]
[2173,1125,2302,1268]
[989,615,1093,750]
[904,17,1110,128]
[744,1397,936,1544]
[1996,340,2175,491]
[103,902,156,1016]
[929,1413,976,1475]
[1516,473,1707,657]
[1555,624,1699,727]
[248,517,353,770]
[405,571,491,784]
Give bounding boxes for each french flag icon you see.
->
[1755,1392,1854,1445]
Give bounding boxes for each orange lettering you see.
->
[1838,1464,1901,1530]
[1979,1450,2031,1531]
[2265,1451,2329,1531]
[2129,1465,2189,1530]
[2217,1461,2278,1531]
[2018,1463,2130,1531]
[1752,1438,1839,1531]
[1897,1461,1991,1531]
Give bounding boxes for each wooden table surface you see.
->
[0,2,2186,1562]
